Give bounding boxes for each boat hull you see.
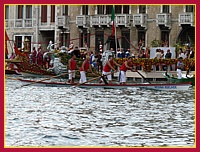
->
[163,73,195,86]
[5,69,21,75]
[18,79,192,91]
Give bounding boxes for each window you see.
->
[5,5,9,19]
[79,30,90,48]
[15,35,32,52]
[121,30,130,51]
[186,5,194,12]
[82,5,88,15]
[106,5,112,14]
[51,5,55,22]
[17,5,24,19]
[105,5,129,14]
[139,5,146,14]
[24,36,32,52]
[95,31,104,54]
[115,5,121,14]
[15,36,22,48]
[138,31,146,47]
[26,5,32,19]
[161,31,169,47]
[123,5,129,14]
[97,5,105,14]
[41,5,47,22]
[162,5,169,13]
[60,32,70,47]
[63,5,68,15]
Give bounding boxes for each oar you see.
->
[20,71,72,88]
[165,71,170,78]
[75,75,103,87]
[76,71,116,87]
[6,76,23,81]
[136,70,151,84]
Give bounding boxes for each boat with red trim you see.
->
[17,78,192,91]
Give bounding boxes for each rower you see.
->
[79,56,95,83]
[68,53,78,83]
[119,56,135,85]
[99,55,121,84]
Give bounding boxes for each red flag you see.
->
[5,31,9,55]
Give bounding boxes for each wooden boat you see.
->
[17,78,192,91]
[5,69,21,75]
[163,72,195,86]
[6,58,55,76]
[5,31,56,77]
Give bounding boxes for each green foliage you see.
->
[173,39,183,52]
[151,39,162,47]
[59,53,83,67]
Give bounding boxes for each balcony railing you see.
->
[90,15,109,27]
[14,18,33,28]
[133,14,147,28]
[179,12,194,26]
[115,14,131,27]
[57,16,69,29]
[24,19,33,27]
[90,14,131,27]
[156,13,171,28]
[5,19,9,27]
[15,19,23,27]
[76,15,90,28]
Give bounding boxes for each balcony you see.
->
[24,19,33,27]
[5,19,9,28]
[15,19,23,27]
[14,19,33,28]
[90,15,110,27]
[133,14,147,28]
[179,12,194,26]
[76,15,90,28]
[115,14,131,27]
[156,13,171,28]
[57,16,69,29]
[90,14,131,28]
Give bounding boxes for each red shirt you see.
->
[120,62,128,72]
[69,58,76,70]
[80,60,89,71]
[103,60,114,72]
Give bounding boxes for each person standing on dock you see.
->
[99,55,121,84]
[119,56,135,84]
[176,57,184,79]
[79,56,95,83]
[68,54,78,83]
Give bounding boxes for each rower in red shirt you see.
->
[68,54,78,83]
[100,55,121,84]
[79,56,95,83]
[119,56,135,84]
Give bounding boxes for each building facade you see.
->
[5,4,195,56]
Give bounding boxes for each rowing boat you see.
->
[17,78,192,91]
[163,72,195,86]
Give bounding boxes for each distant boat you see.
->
[163,72,195,86]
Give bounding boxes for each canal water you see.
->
[5,75,195,147]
